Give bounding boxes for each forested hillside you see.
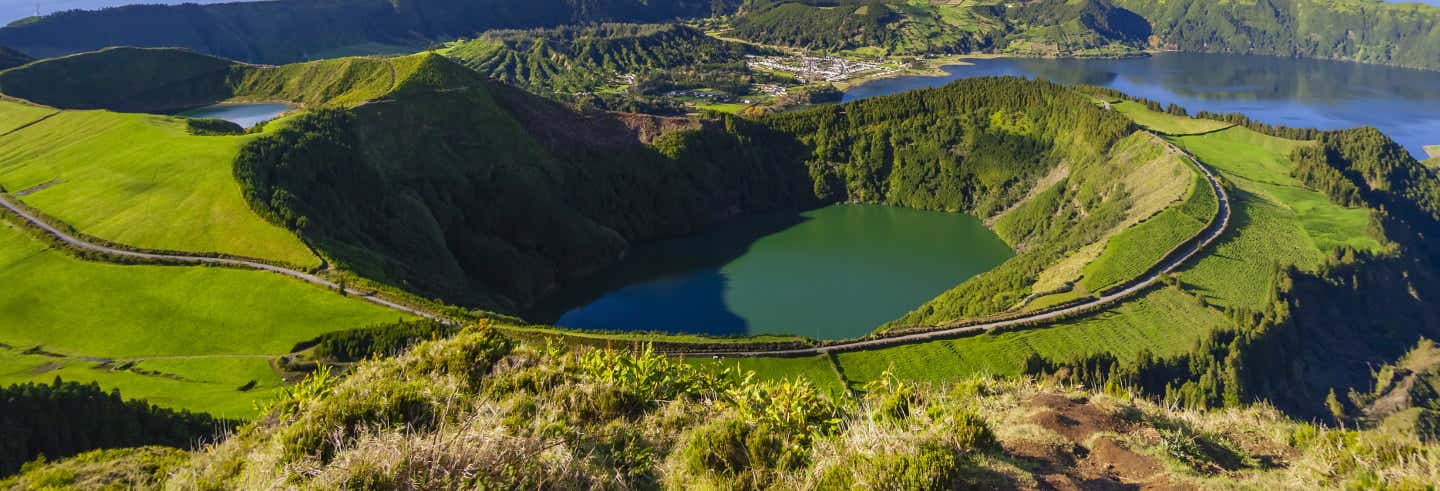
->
[0,0,736,64]
[443,23,768,104]
[0,45,29,69]
[234,53,817,311]
[728,0,1148,56]
[1115,0,1440,71]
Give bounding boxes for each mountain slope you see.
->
[0,0,736,64]
[0,45,29,69]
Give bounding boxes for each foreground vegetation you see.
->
[11,330,1439,489]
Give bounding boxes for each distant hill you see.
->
[727,0,1151,56]
[1115,0,1440,71]
[0,45,29,69]
[0,0,737,64]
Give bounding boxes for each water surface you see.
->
[179,103,291,129]
[846,53,1440,158]
[531,205,1013,339]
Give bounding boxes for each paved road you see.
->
[0,192,444,321]
[685,148,1232,358]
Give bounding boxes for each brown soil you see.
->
[1001,394,1188,490]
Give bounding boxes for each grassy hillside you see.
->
[0,0,736,64]
[0,219,405,417]
[0,100,318,265]
[14,329,1426,489]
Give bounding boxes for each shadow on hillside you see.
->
[526,210,811,336]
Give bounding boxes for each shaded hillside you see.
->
[0,0,737,64]
[0,47,423,112]
[234,54,817,311]
[0,45,28,69]
[1115,0,1440,71]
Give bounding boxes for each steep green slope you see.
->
[0,0,736,64]
[1115,0,1440,71]
[235,54,817,311]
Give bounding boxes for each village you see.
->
[745,54,900,83]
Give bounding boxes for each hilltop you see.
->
[7,329,1439,489]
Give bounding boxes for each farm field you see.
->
[0,350,284,417]
[1111,101,1233,135]
[836,286,1226,387]
[1081,169,1214,292]
[1170,127,1381,255]
[0,221,406,415]
[0,101,318,266]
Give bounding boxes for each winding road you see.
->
[684,148,1232,358]
[0,192,444,322]
[0,142,1229,359]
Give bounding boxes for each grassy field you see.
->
[1081,170,1215,292]
[686,355,847,394]
[0,221,406,416]
[1171,127,1381,254]
[1111,101,1233,135]
[0,350,284,417]
[0,100,54,135]
[837,286,1225,387]
[0,101,318,266]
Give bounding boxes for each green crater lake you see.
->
[530,205,1014,339]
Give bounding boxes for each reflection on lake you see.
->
[529,205,1014,339]
[179,103,292,129]
[845,53,1440,158]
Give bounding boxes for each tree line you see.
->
[0,378,231,475]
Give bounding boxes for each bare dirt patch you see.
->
[1003,394,1186,490]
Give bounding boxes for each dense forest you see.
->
[0,0,737,64]
[0,379,230,475]
[0,45,28,69]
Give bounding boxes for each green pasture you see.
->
[1111,101,1233,135]
[0,101,317,266]
[0,221,405,415]
[1171,127,1380,254]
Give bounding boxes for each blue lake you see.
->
[845,53,1440,159]
[179,103,292,129]
[530,205,1014,339]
